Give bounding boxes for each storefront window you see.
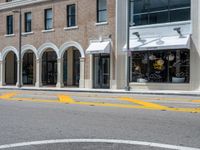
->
[130,0,191,26]
[131,50,190,83]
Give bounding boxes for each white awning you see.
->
[124,35,190,51]
[86,41,111,54]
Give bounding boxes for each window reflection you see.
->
[131,50,190,83]
[130,0,191,26]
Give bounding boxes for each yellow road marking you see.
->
[62,93,200,103]
[0,93,199,113]
[170,107,200,113]
[120,97,200,113]
[0,92,60,103]
[119,97,169,109]
[58,95,75,103]
[58,95,200,113]
[57,95,163,109]
[9,98,60,103]
[192,100,200,103]
[1,92,199,103]
[0,92,18,99]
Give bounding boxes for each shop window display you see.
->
[131,50,190,83]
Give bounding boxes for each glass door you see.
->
[101,56,110,88]
[93,54,110,89]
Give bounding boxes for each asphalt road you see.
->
[0,90,200,150]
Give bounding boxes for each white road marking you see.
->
[0,139,199,150]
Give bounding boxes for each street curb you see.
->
[0,87,200,97]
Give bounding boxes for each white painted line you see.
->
[0,139,199,150]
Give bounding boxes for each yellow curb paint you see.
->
[0,92,18,99]
[58,95,75,103]
[119,97,169,109]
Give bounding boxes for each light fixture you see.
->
[174,27,184,38]
[132,32,141,41]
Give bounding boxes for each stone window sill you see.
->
[22,32,34,36]
[64,26,79,31]
[95,22,108,26]
[4,34,15,37]
[42,29,55,33]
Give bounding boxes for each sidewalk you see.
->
[1,86,200,96]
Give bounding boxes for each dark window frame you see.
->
[24,12,32,32]
[97,0,107,23]
[44,8,53,30]
[7,15,13,35]
[67,4,76,27]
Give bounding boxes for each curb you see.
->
[0,87,200,97]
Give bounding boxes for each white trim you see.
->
[1,46,19,61]
[95,22,108,26]
[59,41,85,58]
[0,139,199,150]
[41,29,55,33]
[22,32,34,36]
[38,42,59,59]
[64,26,79,31]
[131,21,191,30]
[4,34,15,37]
[124,35,190,51]
[21,44,38,59]
[0,53,2,62]
[0,0,50,11]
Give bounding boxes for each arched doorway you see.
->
[22,50,36,85]
[42,50,57,86]
[5,51,17,85]
[63,47,81,87]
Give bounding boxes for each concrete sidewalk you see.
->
[1,86,200,96]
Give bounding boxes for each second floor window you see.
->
[67,4,76,27]
[44,8,53,30]
[7,15,13,35]
[130,0,191,26]
[97,0,107,23]
[24,12,32,32]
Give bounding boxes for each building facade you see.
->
[0,0,116,89]
[0,0,200,91]
[117,0,200,91]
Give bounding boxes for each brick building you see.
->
[0,0,117,89]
